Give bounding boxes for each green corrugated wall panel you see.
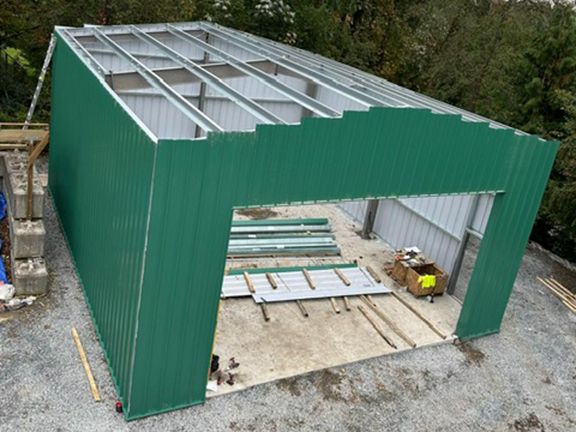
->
[49,31,155,409]
[122,107,557,418]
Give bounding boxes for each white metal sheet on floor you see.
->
[221,266,391,300]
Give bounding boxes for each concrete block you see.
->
[9,216,45,258]
[3,155,39,176]
[5,172,44,219]
[0,153,27,176]
[13,257,48,296]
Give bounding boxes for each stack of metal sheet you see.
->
[221,264,392,303]
[227,218,340,257]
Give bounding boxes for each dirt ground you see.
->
[0,191,575,431]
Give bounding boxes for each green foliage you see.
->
[1,0,576,260]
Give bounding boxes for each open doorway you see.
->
[207,198,482,397]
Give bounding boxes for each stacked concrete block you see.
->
[10,218,45,258]
[5,173,44,219]
[1,152,48,295]
[12,258,48,296]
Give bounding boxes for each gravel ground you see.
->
[1,192,575,432]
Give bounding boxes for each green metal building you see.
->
[50,22,558,419]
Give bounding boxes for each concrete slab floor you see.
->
[211,204,461,397]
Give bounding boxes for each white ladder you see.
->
[22,34,56,130]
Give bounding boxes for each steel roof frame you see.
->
[263,34,523,133]
[129,25,284,125]
[90,47,198,62]
[106,59,281,91]
[61,20,525,137]
[92,28,223,133]
[165,25,339,117]
[198,22,389,109]
[62,29,107,77]
[213,23,515,130]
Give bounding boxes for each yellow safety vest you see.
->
[417,274,436,289]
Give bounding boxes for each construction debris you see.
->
[0,295,35,312]
[0,284,14,301]
[208,355,241,392]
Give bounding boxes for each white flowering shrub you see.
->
[253,0,297,44]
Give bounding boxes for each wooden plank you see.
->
[548,278,576,301]
[71,327,101,402]
[330,298,341,314]
[243,271,255,293]
[366,295,377,307]
[0,143,28,150]
[265,272,277,289]
[302,268,315,289]
[296,300,309,317]
[538,277,570,301]
[357,305,397,349]
[0,129,48,143]
[28,132,50,165]
[334,268,350,286]
[343,297,351,311]
[562,299,576,314]
[366,266,382,283]
[27,143,34,220]
[391,292,447,339]
[0,122,48,127]
[360,296,416,348]
[538,277,576,308]
[260,302,270,321]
